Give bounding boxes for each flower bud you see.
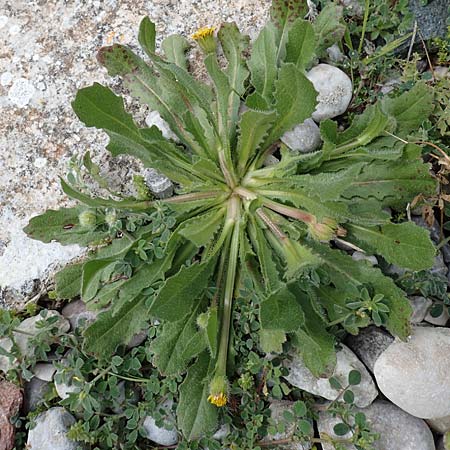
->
[105,209,117,228]
[308,217,338,241]
[78,210,97,228]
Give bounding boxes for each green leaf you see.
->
[292,289,336,377]
[348,222,435,271]
[382,82,434,134]
[313,3,346,56]
[151,303,207,375]
[285,19,315,69]
[149,258,216,321]
[55,263,83,299]
[24,207,109,246]
[348,369,362,385]
[178,207,225,247]
[247,23,278,105]
[264,63,317,146]
[177,353,218,440]
[333,422,350,436]
[260,284,304,332]
[309,242,412,339]
[260,329,287,353]
[342,144,436,209]
[162,35,190,70]
[81,259,116,302]
[237,109,277,175]
[72,83,198,185]
[270,0,309,63]
[138,17,156,57]
[218,22,250,143]
[343,389,355,404]
[84,295,148,356]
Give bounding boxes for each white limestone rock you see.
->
[374,326,450,419]
[281,118,322,153]
[27,407,84,450]
[33,363,56,382]
[318,400,435,450]
[425,307,450,326]
[306,64,353,122]
[351,251,378,266]
[284,345,378,407]
[8,77,35,108]
[142,400,178,446]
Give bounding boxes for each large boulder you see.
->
[374,326,450,419]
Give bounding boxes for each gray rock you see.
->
[425,307,449,326]
[409,0,448,41]
[345,326,394,373]
[374,326,450,419]
[427,415,450,433]
[0,311,69,373]
[142,400,178,446]
[284,345,378,407]
[33,362,56,382]
[126,330,148,349]
[261,400,312,450]
[317,410,353,450]
[23,377,50,414]
[351,251,378,266]
[326,44,345,63]
[412,216,441,243]
[431,253,448,277]
[144,168,174,199]
[318,400,435,450]
[281,118,322,153]
[341,0,364,17]
[263,154,280,166]
[27,407,83,450]
[409,296,432,324]
[61,299,98,329]
[306,64,353,122]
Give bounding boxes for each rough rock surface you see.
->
[61,299,98,329]
[409,296,432,324]
[0,0,271,308]
[23,377,51,414]
[409,0,448,40]
[318,400,435,450]
[26,407,83,450]
[374,326,450,419]
[345,326,394,373]
[0,209,82,310]
[306,64,353,121]
[281,118,322,154]
[0,381,23,450]
[284,345,378,407]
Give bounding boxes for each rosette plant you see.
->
[25,0,437,439]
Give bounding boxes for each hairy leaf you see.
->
[84,295,148,356]
[162,35,190,70]
[55,263,83,299]
[177,352,218,440]
[138,17,156,56]
[348,222,435,271]
[149,258,216,321]
[151,303,207,375]
[285,19,316,69]
[313,3,346,56]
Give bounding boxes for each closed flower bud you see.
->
[105,209,117,228]
[308,217,338,241]
[78,210,97,228]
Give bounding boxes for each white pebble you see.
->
[0,72,13,87]
[281,118,322,153]
[9,24,21,35]
[145,110,179,142]
[33,157,48,168]
[8,78,36,108]
[307,64,353,122]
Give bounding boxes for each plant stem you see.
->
[215,196,240,376]
[358,0,370,54]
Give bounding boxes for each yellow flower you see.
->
[208,374,228,407]
[192,26,216,54]
[192,26,215,40]
[207,392,227,407]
